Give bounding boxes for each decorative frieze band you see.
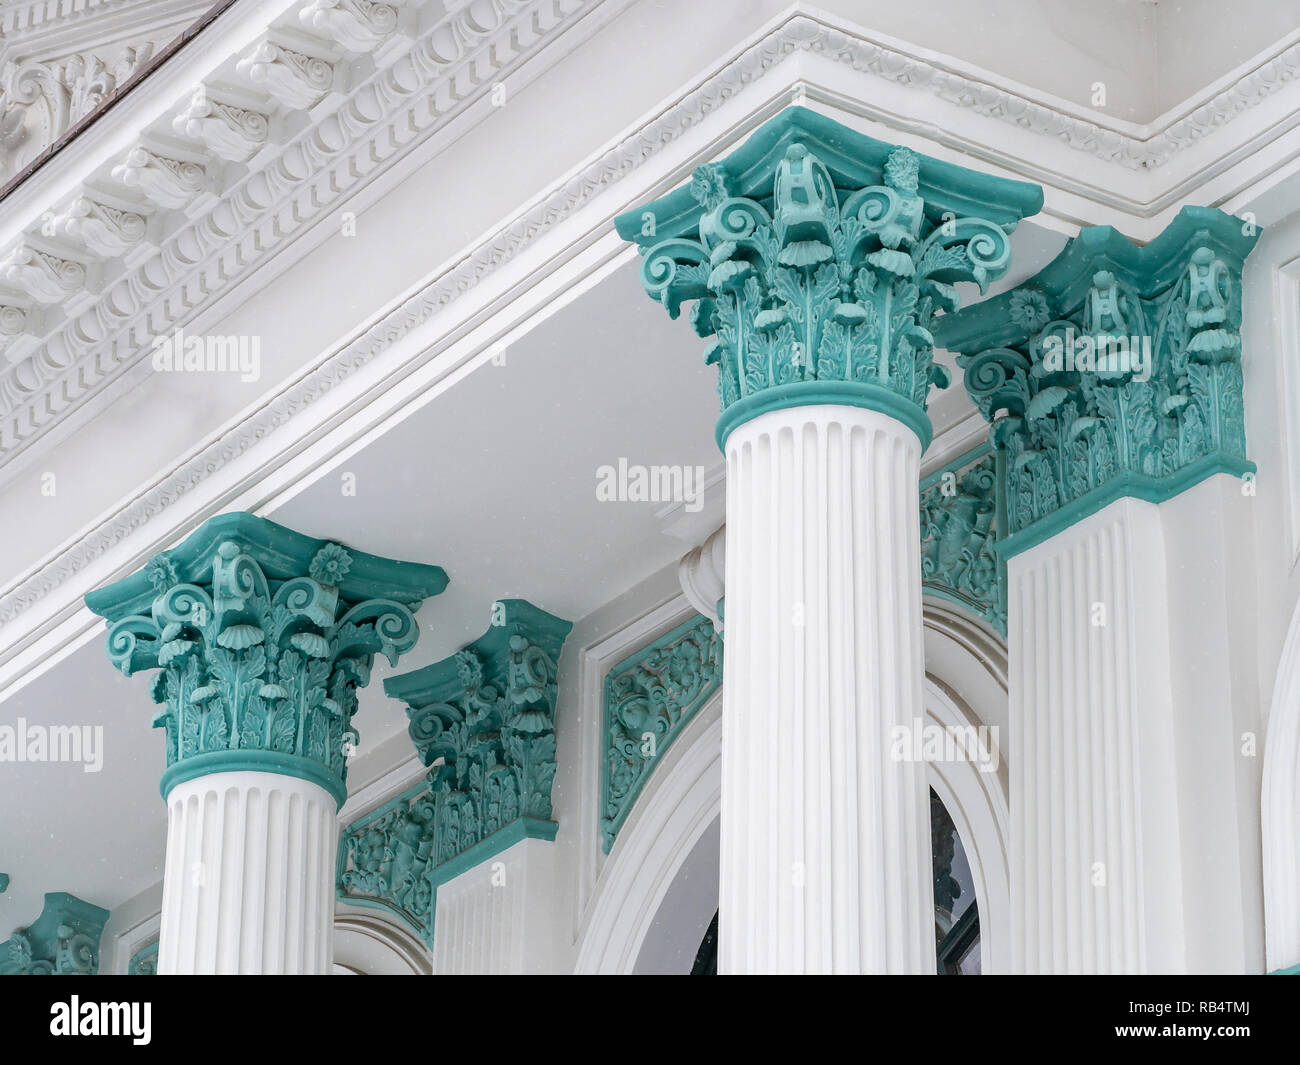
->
[0,891,109,975]
[937,205,1259,556]
[337,599,570,944]
[0,0,599,456]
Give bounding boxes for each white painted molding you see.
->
[336,751,427,825]
[1264,593,1300,972]
[333,910,432,974]
[924,676,1010,975]
[1268,252,1300,571]
[0,0,609,463]
[105,905,162,976]
[677,523,724,630]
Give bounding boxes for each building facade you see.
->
[2,0,1300,975]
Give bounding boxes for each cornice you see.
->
[0,0,607,465]
[2,6,1298,485]
[4,4,1300,687]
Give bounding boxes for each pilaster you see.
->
[940,207,1262,972]
[337,598,570,970]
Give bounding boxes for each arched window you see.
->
[688,789,980,974]
[931,788,981,974]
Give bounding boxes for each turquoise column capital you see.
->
[84,512,449,808]
[0,892,109,975]
[336,599,571,944]
[615,106,1044,450]
[936,206,1261,557]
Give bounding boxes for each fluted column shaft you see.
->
[159,771,336,974]
[719,404,934,974]
[1008,482,1261,974]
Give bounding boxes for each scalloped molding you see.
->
[5,4,1300,693]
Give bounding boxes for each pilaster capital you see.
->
[336,599,571,943]
[84,512,448,807]
[616,107,1043,450]
[937,206,1260,556]
[0,892,109,975]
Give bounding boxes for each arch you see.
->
[925,679,1011,974]
[632,815,720,974]
[575,692,722,974]
[1263,595,1300,971]
[333,910,432,975]
[923,600,1012,974]
[576,603,1011,974]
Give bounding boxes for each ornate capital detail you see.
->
[602,614,723,852]
[616,107,1043,449]
[0,892,109,975]
[921,446,1005,634]
[336,599,570,943]
[938,206,1260,556]
[84,512,448,806]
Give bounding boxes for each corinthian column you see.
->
[942,207,1260,973]
[618,107,1042,973]
[86,512,447,974]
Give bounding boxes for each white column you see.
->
[1008,476,1262,973]
[719,404,935,974]
[430,838,555,974]
[158,771,337,975]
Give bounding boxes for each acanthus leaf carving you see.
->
[85,513,447,801]
[338,598,570,942]
[946,206,1258,549]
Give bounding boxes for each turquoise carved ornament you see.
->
[936,206,1259,556]
[616,107,1044,450]
[85,512,448,807]
[1,892,109,975]
[337,599,570,943]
